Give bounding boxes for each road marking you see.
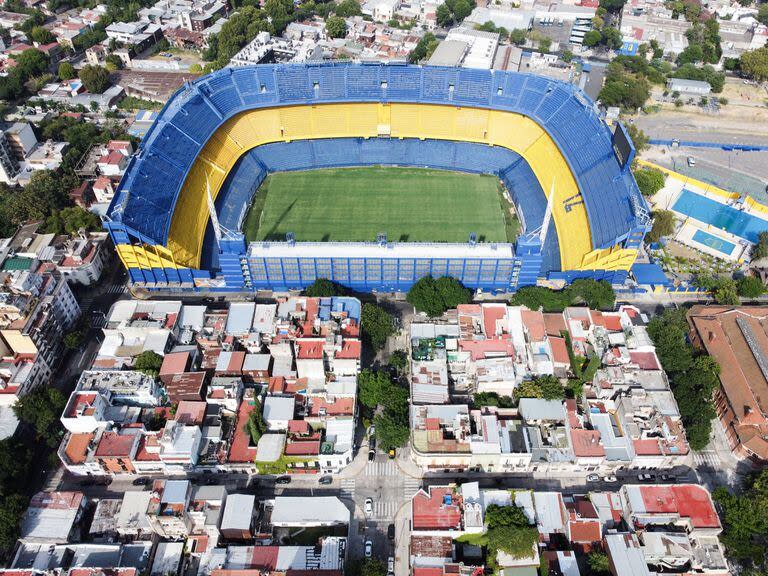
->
[365,460,398,477]
[693,451,721,468]
[340,478,356,498]
[403,478,421,500]
[372,501,397,520]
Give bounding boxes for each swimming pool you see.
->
[672,189,768,244]
[692,229,736,255]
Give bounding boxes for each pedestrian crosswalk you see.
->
[90,311,107,328]
[371,501,397,520]
[403,478,422,501]
[365,460,398,477]
[103,283,128,295]
[693,451,721,468]
[340,478,356,499]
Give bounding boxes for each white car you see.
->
[387,556,395,575]
[603,475,618,483]
[364,540,373,558]
[365,498,373,515]
[586,474,599,482]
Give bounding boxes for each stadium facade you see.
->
[105,62,650,293]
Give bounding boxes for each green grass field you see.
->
[243,167,515,243]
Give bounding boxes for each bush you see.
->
[647,210,676,243]
[58,62,75,81]
[634,167,666,197]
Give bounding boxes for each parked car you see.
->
[318,475,333,485]
[387,556,395,575]
[275,475,291,484]
[132,477,150,486]
[388,449,396,459]
[603,475,618,483]
[660,474,677,482]
[586,474,599,482]
[638,473,655,481]
[368,425,375,437]
[687,156,696,167]
[369,437,376,452]
[365,498,373,515]
[368,450,376,462]
[364,540,373,558]
[387,523,395,540]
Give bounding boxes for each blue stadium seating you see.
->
[110,62,649,278]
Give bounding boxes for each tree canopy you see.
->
[79,65,111,94]
[647,210,676,243]
[245,400,266,445]
[358,369,409,451]
[408,32,439,62]
[713,469,768,569]
[514,375,565,402]
[738,275,765,298]
[134,350,164,377]
[406,275,471,317]
[325,15,346,38]
[741,47,768,82]
[303,278,347,297]
[457,503,538,565]
[510,279,615,312]
[634,167,666,197]
[648,308,720,450]
[13,387,67,448]
[361,303,395,351]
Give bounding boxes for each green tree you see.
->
[373,411,409,451]
[325,15,346,38]
[760,3,768,25]
[408,32,439,62]
[737,276,765,298]
[753,231,768,260]
[634,167,666,197]
[538,37,552,53]
[29,26,54,44]
[43,206,101,235]
[712,277,739,305]
[361,303,395,351]
[58,61,75,80]
[453,0,472,20]
[0,494,29,554]
[79,64,110,93]
[436,2,452,26]
[457,503,538,563]
[245,400,266,445]
[509,28,527,45]
[0,439,33,493]
[472,391,514,408]
[713,469,768,567]
[601,26,622,49]
[587,552,611,575]
[741,47,768,82]
[134,350,164,377]
[406,275,471,317]
[303,278,346,296]
[583,29,602,47]
[13,387,66,447]
[647,209,676,243]
[358,369,394,408]
[537,375,565,400]
[335,0,362,16]
[515,379,544,400]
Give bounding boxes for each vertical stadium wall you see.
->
[105,63,650,294]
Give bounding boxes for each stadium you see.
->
[105,62,650,293]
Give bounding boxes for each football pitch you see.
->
[243,167,512,243]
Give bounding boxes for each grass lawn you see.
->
[243,167,510,243]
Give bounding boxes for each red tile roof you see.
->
[458,339,514,361]
[95,431,136,458]
[307,396,354,416]
[521,310,546,340]
[412,487,461,531]
[549,336,570,365]
[335,340,361,359]
[569,519,602,543]
[160,351,190,376]
[637,485,720,529]
[571,428,605,457]
[629,351,660,370]
[296,339,324,360]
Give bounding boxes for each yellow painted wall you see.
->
[167,102,607,273]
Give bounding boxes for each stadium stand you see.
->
[106,63,649,293]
